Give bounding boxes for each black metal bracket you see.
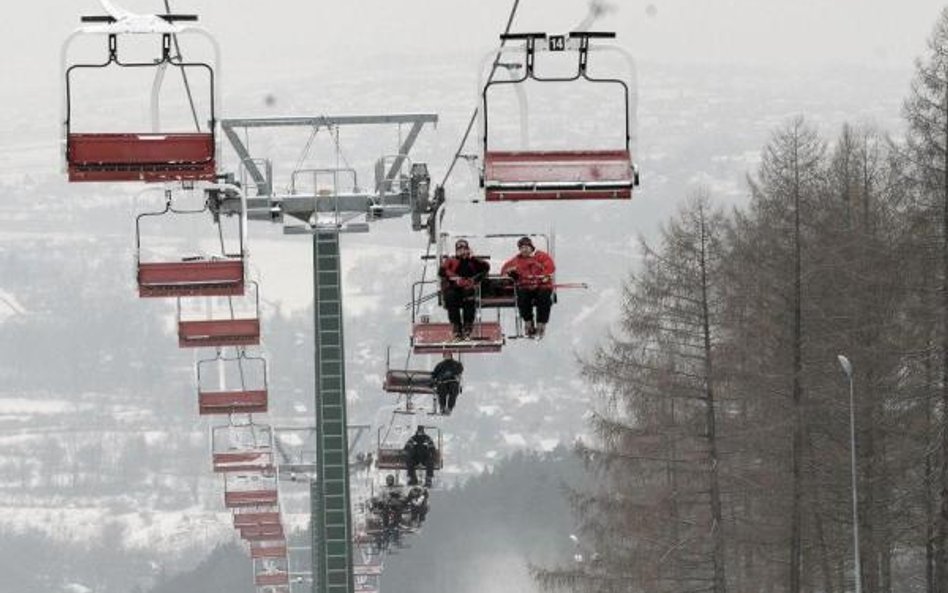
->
[501,33,546,75]
[80,14,198,23]
[567,31,616,39]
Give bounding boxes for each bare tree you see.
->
[904,9,948,592]
[535,192,731,593]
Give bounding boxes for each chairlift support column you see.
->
[311,228,353,593]
[223,113,437,593]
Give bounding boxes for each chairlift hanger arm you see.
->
[479,30,632,153]
[568,31,615,39]
[80,14,198,23]
[499,32,548,41]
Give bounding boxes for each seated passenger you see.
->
[406,486,430,527]
[432,352,464,416]
[501,236,556,338]
[438,239,490,340]
[404,426,437,487]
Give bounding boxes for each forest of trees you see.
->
[536,9,948,593]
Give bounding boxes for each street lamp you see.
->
[837,354,862,593]
[569,534,584,563]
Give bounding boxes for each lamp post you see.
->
[837,354,862,593]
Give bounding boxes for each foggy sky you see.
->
[2,0,946,108]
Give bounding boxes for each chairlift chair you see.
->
[376,423,443,471]
[382,347,435,395]
[63,14,219,182]
[253,557,290,587]
[234,509,282,529]
[353,564,384,578]
[383,370,436,395]
[136,189,246,298]
[479,32,639,201]
[178,281,261,347]
[271,427,319,479]
[223,471,279,508]
[197,352,269,415]
[211,422,274,472]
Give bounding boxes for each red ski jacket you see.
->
[501,250,556,290]
[438,256,490,290]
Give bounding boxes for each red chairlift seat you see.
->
[242,524,285,542]
[411,321,504,354]
[383,370,435,395]
[234,511,282,528]
[224,471,278,509]
[67,132,216,183]
[197,354,269,415]
[225,489,278,508]
[135,184,246,300]
[483,149,635,201]
[199,389,267,415]
[251,540,288,559]
[179,318,260,348]
[178,281,261,347]
[255,573,290,587]
[139,258,245,298]
[213,450,273,473]
[212,423,274,472]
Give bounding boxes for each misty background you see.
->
[1,1,946,592]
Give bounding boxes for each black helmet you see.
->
[517,236,534,249]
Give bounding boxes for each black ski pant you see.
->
[443,286,477,328]
[436,380,461,413]
[516,288,553,324]
[405,448,435,485]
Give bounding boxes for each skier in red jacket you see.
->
[501,236,556,338]
[438,238,490,339]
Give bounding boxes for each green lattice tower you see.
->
[310,229,353,593]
